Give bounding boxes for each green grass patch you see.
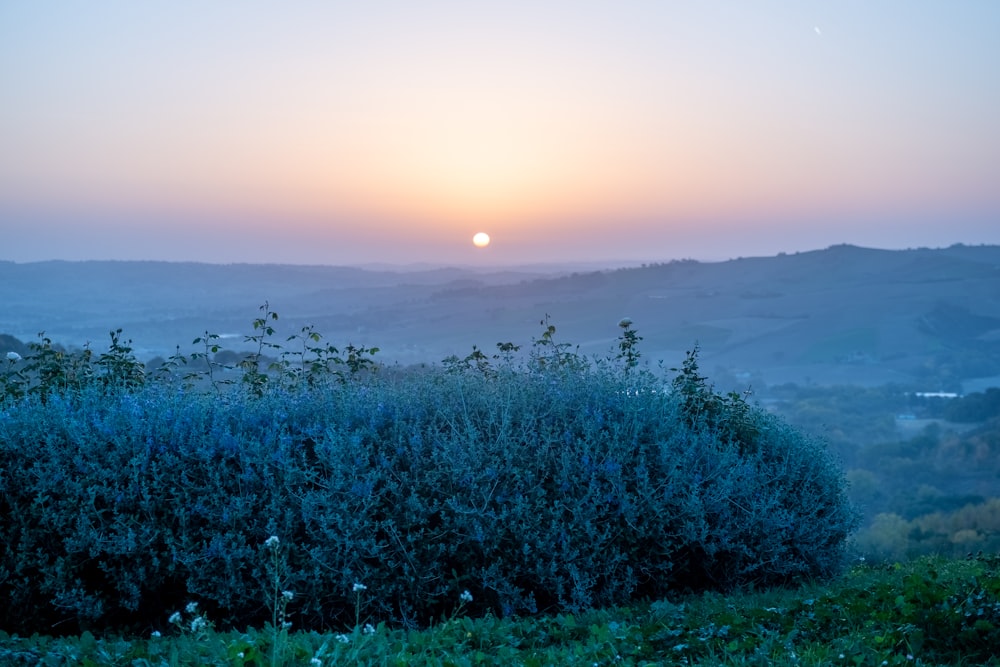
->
[2,555,998,665]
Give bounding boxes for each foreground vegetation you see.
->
[7,306,957,664]
[1,555,999,665]
[0,311,858,636]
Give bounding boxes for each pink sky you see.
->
[2,2,998,266]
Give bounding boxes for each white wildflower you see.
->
[185,601,198,614]
[352,582,367,593]
[459,590,473,604]
[282,621,293,630]
[618,317,633,328]
[265,535,280,549]
[168,611,182,625]
[335,633,350,644]
[310,659,322,666]
[363,623,375,635]
[151,630,161,638]
[190,616,207,633]
[6,351,21,361]
[282,590,294,601]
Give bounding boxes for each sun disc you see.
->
[472,232,491,248]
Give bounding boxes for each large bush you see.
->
[0,325,858,635]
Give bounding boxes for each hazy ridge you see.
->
[3,243,998,389]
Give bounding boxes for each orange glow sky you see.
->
[2,2,998,265]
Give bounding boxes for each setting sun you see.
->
[472,232,491,248]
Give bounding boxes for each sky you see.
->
[2,1,999,266]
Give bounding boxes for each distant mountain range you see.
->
[3,244,999,390]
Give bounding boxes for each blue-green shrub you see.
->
[0,338,858,635]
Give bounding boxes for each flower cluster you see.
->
[168,601,211,636]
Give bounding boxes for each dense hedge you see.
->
[0,356,857,636]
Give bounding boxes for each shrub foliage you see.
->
[0,315,858,635]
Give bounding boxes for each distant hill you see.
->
[2,244,999,390]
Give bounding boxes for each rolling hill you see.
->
[2,244,998,390]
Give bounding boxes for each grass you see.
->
[2,555,998,666]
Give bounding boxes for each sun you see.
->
[472,232,491,248]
